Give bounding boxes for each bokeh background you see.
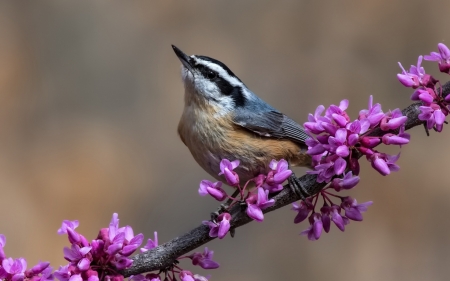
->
[0,1,449,280]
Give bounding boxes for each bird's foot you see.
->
[288,173,309,201]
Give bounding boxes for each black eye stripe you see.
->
[215,78,246,107]
[196,65,218,80]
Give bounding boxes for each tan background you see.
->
[0,1,449,280]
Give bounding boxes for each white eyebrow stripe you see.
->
[192,56,244,88]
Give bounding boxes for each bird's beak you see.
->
[172,45,194,72]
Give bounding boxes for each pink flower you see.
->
[203,213,231,239]
[198,180,227,201]
[57,220,80,235]
[321,204,345,232]
[246,188,275,222]
[140,232,158,253]
[380,109,407,131]
[300,213,323,241]
[189,247,220,269]
[218,159,240,186]
[292,198,314,224]
[341,197,373,221]
[330,172,360,191]
[424,43,450,73]
[369,152,400,176]
[262,159,292,192]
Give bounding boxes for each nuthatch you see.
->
[172,45,312,197]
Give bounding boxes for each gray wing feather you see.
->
[232,110,309,144]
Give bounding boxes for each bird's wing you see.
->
[232,110,309,144]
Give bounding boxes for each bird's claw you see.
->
[288,174,309,201]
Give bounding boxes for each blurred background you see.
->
[0,1,449,280]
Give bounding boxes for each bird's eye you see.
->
[206,71,218,79]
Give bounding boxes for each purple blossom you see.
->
[359,96,385,126]
[347,119,370,137]
[246,187,275,222]
[179,271,208,281]
[198,180,227,201]
[192,275,209,281]
[424,43,450,73]
[306,136,327,156]
[325,99,350,122]
[121,234,144,257]
[369,152,400,176]
[320,204,345,232]
[330,172,360,191]
[0,234,6,261]
[300,213,323,241]
[380,109,407,131]
[304,105,326,134]
[129,274,161,281]
[63,244,91,264]
[140,232,158,253]
[218,159,240,186]
[262,159,292,192]
[411,88,435,104]
[37,267,54,281]
[27,261,50,276]
[419,104,446,132]
[110,256,133,270]
[57,213,143,281]
[189,247,220,269]
[53,265,71,281]
[105,213,144,257]
[307,154,346,183]
[325,128,349,157]
[360,136,381,148]
[292,198,314,224]
[57,220,79,235]
[382,133,410,145]
[203,212,231,239]
[341,197,373,221]
[85,271,99,281]
[397,56,429,88]
[180,271,195,281]
[57,220,86,245]
[253,174,266,187]
[2,258,27,281]
[397,124,410,146]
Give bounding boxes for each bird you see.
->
[172,45,312,197]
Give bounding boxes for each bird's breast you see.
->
[178,106,309,184]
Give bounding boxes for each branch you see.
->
[123,87,445,276]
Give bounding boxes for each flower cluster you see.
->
[0,234,53,281]
[397,43,450,133]
[0,213,220,281]
[200,155,374,241]
[292,91,411,240]
[200,159,292,239]
[56,213,144,281]
[292,195,372,241]
[58,215,219,281]
[304,96,408,181]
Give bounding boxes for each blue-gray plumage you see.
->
[232,108,310,144]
